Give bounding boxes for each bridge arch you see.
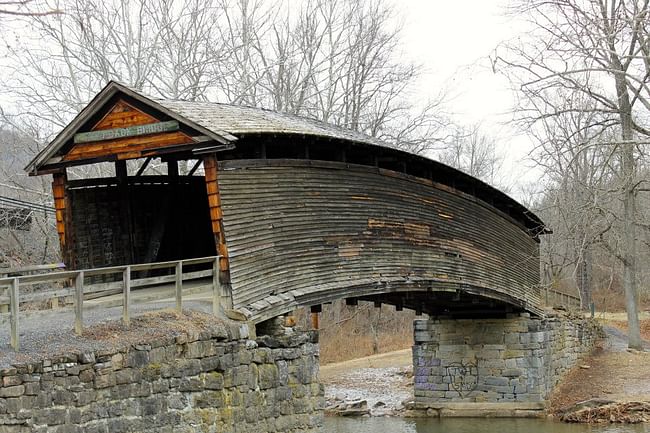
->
[26,81,547,322]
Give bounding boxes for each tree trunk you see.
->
[577,249,592,311]
[622,143,642,349]
[619,97,643,349]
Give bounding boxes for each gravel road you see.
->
[0,297,213,368]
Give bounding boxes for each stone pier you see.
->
[411,313,602,417]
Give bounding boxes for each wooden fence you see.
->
[0,256,221,351]
[543,287,582,310]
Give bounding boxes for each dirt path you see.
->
[549,325,650,413]
[320,348,411,379]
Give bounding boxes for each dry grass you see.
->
[309,300,415,364]
[549,317,650,417]
[320,331,413,364]
[81,309,224,346]
[604,318,650,341]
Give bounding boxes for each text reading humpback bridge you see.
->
[26,81,549,323]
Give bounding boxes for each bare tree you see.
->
[495,0,650,348]
[0,0,60,16]
[437,123,505,187]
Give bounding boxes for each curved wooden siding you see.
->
[218,160,542,320]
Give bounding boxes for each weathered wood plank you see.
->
[64,131,194,162]
[52,172,67,251]
[217,161,542,320]
[92,100,158,131]
[74,271,84,335]
[175,262,182,313]
[204,154,229,272]
[9,278,18,351]
[74,121,179,144]
[123,266,131,326]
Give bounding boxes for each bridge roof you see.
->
[154,99,387,149]
[25,81,547,236]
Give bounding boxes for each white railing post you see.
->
[74,271,84,335]
[175,261,182,313]
[212,256,221,315]
[10,278,19,351]
[123,266,131,325]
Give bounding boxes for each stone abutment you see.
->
[0,318,323,433]
[411,313,602,417]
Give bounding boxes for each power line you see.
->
[0,195,55,215]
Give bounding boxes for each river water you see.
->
[321,417,650,433]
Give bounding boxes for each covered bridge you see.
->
[26,81,547,323]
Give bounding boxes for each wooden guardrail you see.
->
[543,287,582,310]
[0,256,222,351]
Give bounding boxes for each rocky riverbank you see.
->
[320,349,414,417]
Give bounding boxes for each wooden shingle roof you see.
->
[154,99,388,147]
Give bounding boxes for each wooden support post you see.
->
[545,287,549,306]
[123,266,131,326]
[188,159,203,176]
[9,278,19,351]
[212,257,220,315]
[167,159,179,177]
[135,157,152,176]
[52,172,67,256]
[310,305,321,330]
[116,160,135,263]
[74,271,84,335]
[203,154,229,271]
[175,261,183,313]
[310,313,319,330]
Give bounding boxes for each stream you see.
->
[321,416,650,433]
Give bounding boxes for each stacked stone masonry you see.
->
[0,322,324,433]
[412,314,602,406]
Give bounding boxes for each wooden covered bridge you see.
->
[25,81,547,324]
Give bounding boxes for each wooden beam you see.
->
[135,157,152,176]
[122,266,131,326]
[74,271,84,335]
[116,160,135,263]
[310,312,320,330]
[64,131,195,162]
[168,159,179,177]
[203,154,229,272]
[175,261,183,313]
[51,172,67,253]
[9,278,18,351]
[115,160,127,180]
[188,159,202,176]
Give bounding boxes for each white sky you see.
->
[397,0,541,197]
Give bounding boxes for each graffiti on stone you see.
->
[446,360,479,398]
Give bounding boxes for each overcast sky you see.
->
[398,0,540,195]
